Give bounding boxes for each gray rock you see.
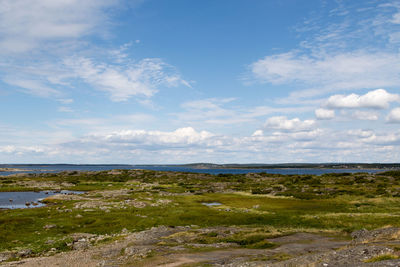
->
[351,227,400,244]
[43,224,56,230]
[45,239,55,245]
[0,252,15,262]
[124,246,152,259]
[17,249,32,258]
[72,240,90,250]
[69,233,97,242]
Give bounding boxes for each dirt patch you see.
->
[2,228,400,267]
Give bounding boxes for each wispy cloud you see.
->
[0,0,120,54]
[0,1,189,102]
[249,52,400,99]
[3,77,62,98]
[247,0,400,103]
[63,57,188,101]
[175,98,314,128]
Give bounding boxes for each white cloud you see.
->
[97,127,215,147]
[0,145,44,154]
[362,132,400,145]
[249,52,400,99]
[53,113,157,133]
[252,130,263,137]
[248,1,400,103]
[347,129,374,138]
[58,106,74,113]
[0,145,17,153]
[391,12,400,24]
[264,116,315,132]
[62,57,189,101]
[1,126,400,163]
[389,32,400,43]
[181,98,236,111]
[0,0,119,54]
[387,107,400,123]
[3,77,61,98]
[326,89,400,109]
[351,110,379,121]
[315,108,335,120]
[290,129,323,141]
[175,98,315,129]
[57,98,74,104]
[0,1,188,103]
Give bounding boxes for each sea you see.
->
[0,164,384,176]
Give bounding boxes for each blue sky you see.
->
[1,0,400,164]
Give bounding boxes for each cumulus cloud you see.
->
[387,107,400,123]
[326,89,400,109]
[346,129,400,146]
[289,129,323,141]
[252,130,263,137]
[264,116,315,132]
[315,108,335,120]
[362,132,400,145]
[351,110,379,121]
[1,126,400,163]
[97,127,215,147]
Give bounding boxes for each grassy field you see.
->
[0,169,399,256]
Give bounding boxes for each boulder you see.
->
[72,240,90,250]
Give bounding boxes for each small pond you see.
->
[0,190,83,209]
[202,202,222,207]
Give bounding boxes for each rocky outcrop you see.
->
[351,227,400,244]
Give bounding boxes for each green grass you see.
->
[223,234,277,248]
[1,169,400,255]
[365,254,399,262]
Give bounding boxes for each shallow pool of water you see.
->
[0,190,83,209]
[202,202,222,207]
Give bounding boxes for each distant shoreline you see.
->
[0,168,30,172]
[149,163,400,170]
[1,163,400,170]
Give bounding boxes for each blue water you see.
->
[0,164,383,176]
[0,190,83,209]
[202,202,222,206]
[133,166,381,175]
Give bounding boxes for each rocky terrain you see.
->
[0,227,399,266]
[0,169,399,266]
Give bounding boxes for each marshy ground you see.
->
[0,169,400,266]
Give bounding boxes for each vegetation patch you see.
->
[364,253,399,262]
[1,169,400,258]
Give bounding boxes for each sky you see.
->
[0,0,400,164]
